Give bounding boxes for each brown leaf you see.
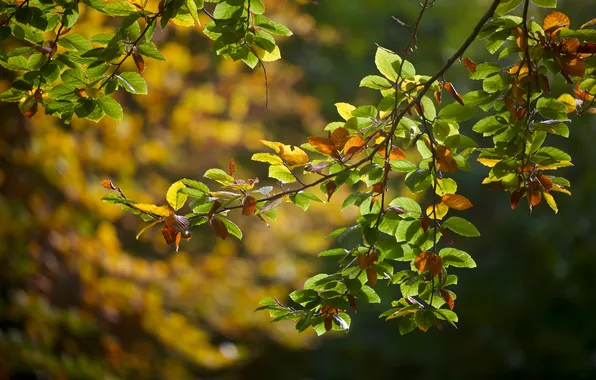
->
[421,216,430,232]
[347,294,358,312]
[414,251,442,277]
[441,194,473,210]
[440,290,454,310]
[369,251,379,265]
[324,315,333,331]
[513,27,526,50]
[561,38,580,54]
[23,102,38,120]
[516,107,527,120]
[510,188,525,210]
[562,57,585,77]
[326,181,337,202]
[330,127,350,150]
[308,136,337,156]
[343,136,365,158]
[444,82,464,105]
[527,188,542,207]
[389,146,406,160]
[372,182,384,194]
[543,11,570,36]
[133,52,145,74]
[357,254,368,270]
[208,201,221,219]
[209,218,228,240]
[462,57,477,73]
[242,196,257,216]
[434,89,442,104]
[366,267,377,287]
[161,224,176,245]
[228,159,236,176]
[436,145,457,173]
[504,97,518,120]
[538,174,553,192]
[174,231,182,252]
[578,42,596,55]
[101,179,115,189]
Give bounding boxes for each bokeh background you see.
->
[2,0,596,379]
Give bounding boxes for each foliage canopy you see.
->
[1,0,595,343]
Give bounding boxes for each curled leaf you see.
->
[242,196,257,216]
[229,159,236,176]
[444,82,464,105]
[462,57,477,73]
[209,218,228,240]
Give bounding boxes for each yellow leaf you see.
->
[335,102,356,121]
[543,192,558,214]
[536,161,573,170]
[136,219,163,240]
[260,140,284,153]
[550,184,571,196]
[280,145,309,165]
[477,158,502,167]
[425,203,449,220]
[557,93,576,114]
[132,203,173,217]
[166,181,187,211]
[508,61,529,79]
[253,45,281,62]
[441,194,473,210]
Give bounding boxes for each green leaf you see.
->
[442,217,480,237]
[399,314,418,335]
[405,169,432,193]
[166,181,188,211]
[290,289,319,304]
[137,41,167,61]
[97,96,123,121]
[354,285,381,303]
[318,248,348,257]
[203,168,235,185]
[375,46,401,81]
[116,72,147,95]
[483,73,507,93]
[58,34,92,51]
[359,75,392,90]
[249,0,265,14]
[390,160,417,172]
[420,96,436,120]
[439,248,477,268]
[269,165,296,183]
[473,115,506,135]
[470,63,501,80]
[254,14,292,36]
[438,103,477,122]
[531,0,556,7]
[388,197,421,219]
[214,216,243,239]
[181,178,210,193]
[496,0,523,14]
[536,97,568,120]
[252,152,283,165]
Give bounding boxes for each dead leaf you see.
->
[444,82,464,105]
[308,136,337,156]
[209,218,228,240]
[414,251,442,277]
[462,57,477,73]
[366,267,377,287]
[440,290,454,310]
[242,196,257,215]
[543,11,570,36]
[441,194,473,210]
[229,159,236,176]
[436,145,457,173]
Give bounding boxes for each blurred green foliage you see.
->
[2,0,596,379]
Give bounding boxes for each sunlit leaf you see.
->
[166,181,187,211]
[441,194,473,210]
[414,251,442,276]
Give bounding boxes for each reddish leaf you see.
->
[101,179,115,189]
[516,107,527,120]
[414,251,442,277]
[462,57,477,73]
[561,38,580,54]
[434,89,442,104]
[540,74,551,93]
[538,174,553,192]
[174,231,182,252]
[436,145,457,173]
[208,201,221,219]
[330,127,350,150]
[161,224,176,245]
[578,42,596,55]
[504,98,518,120]
[326,181,337,201]
[527,188,542,207]
[444,82,464,105]
[440,290,454,310]
[24,102,38,119]
[366,267,377,287]
[357,254,368,270]
[242,196,257,215]
[133,52,145,74]
[308,136,337,156]
[324,315,333,331]
[543,11,570,36]
[372,182,384,194]
[209,218,228,240]
[369,251,379,265]
[510,188,525,210]
[513,27,526,50]
[421,216,430,232]
[441,194,473,210]
[34,89,43,102]
[343,136,365,158]
[389,146,406,160]
[562,58,585,77]
[228,159,236,176]
[347,294,357,312]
